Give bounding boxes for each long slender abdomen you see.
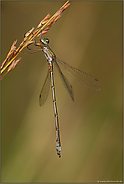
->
[50,66,61,158]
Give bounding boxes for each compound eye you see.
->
[46,38,49,44]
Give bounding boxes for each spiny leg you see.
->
[26,31,43,52]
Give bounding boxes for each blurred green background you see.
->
[1,1,122,183]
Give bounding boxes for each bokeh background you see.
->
[1,1,123,183]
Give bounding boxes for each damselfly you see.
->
[27,36,101,158]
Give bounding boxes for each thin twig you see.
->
[1,1,70,79]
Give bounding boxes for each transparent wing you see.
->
[54,60,74,101]
[39,70,50,106]
[56,58,101,91]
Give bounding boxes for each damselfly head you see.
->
[41,38,49,45]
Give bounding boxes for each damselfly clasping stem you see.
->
[1,1,70,79]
